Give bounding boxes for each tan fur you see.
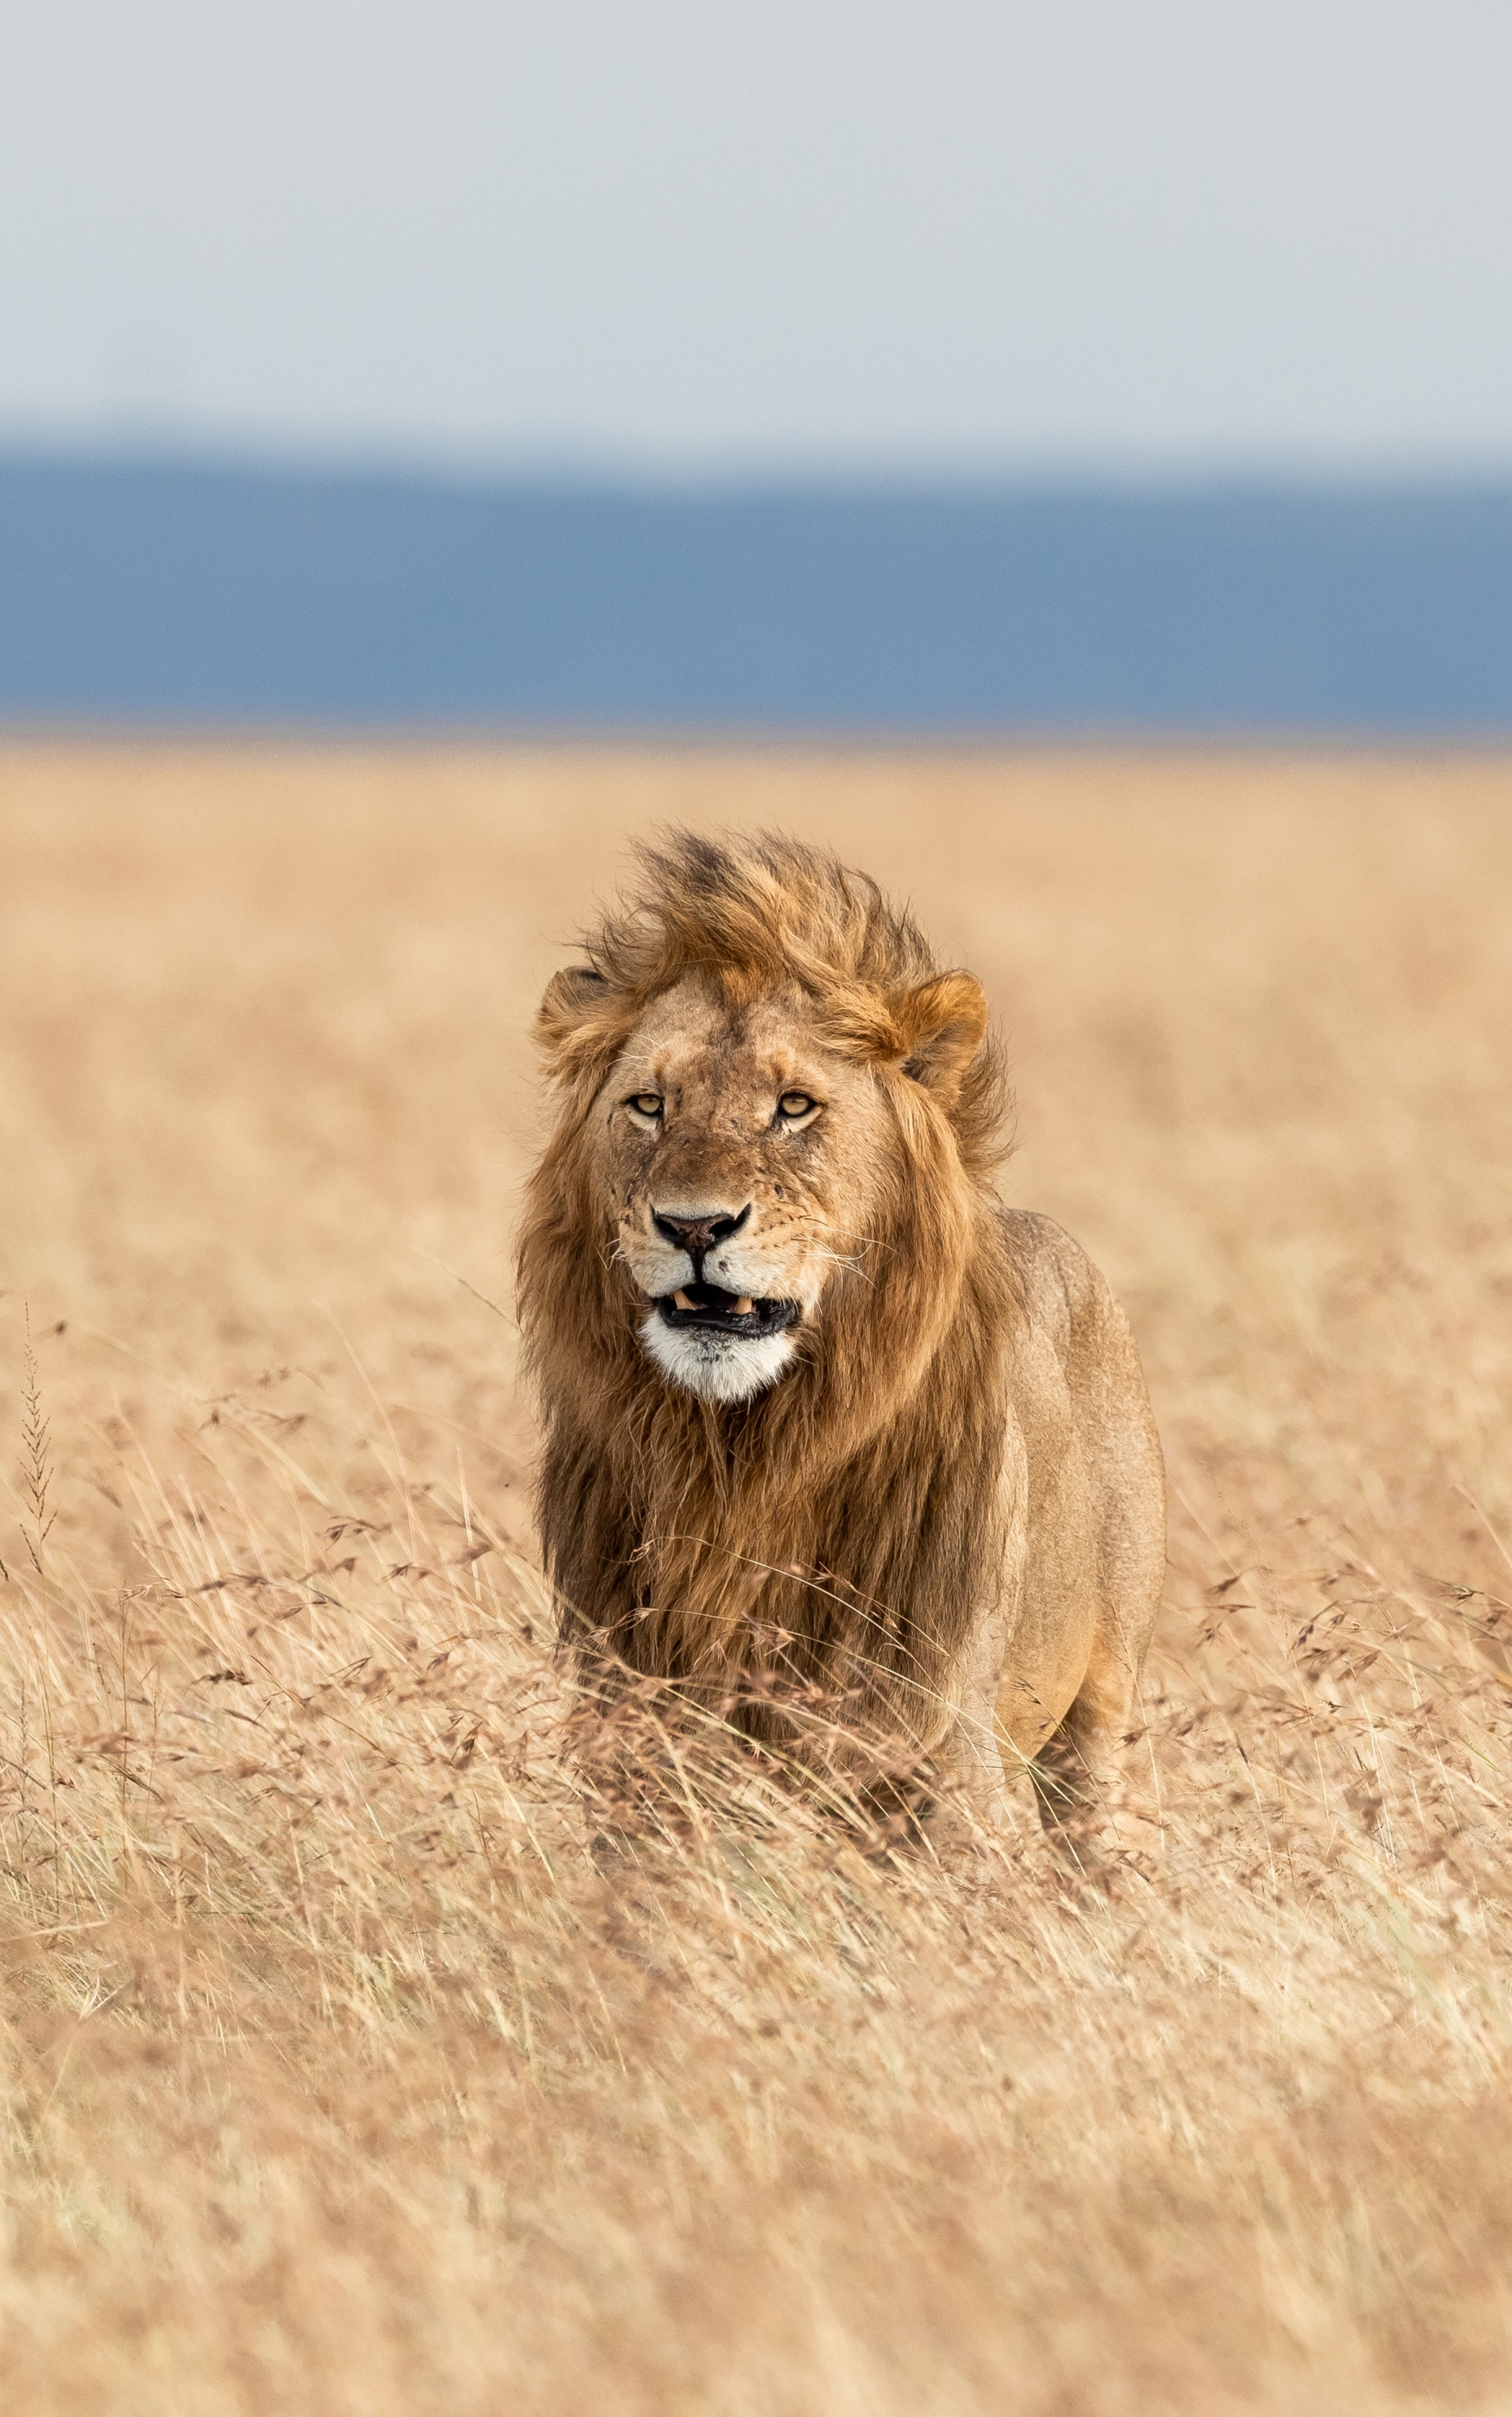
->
[517,831,1165,1836]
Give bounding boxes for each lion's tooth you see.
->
[673,1289,695,1310]
[734,1297,753,1315]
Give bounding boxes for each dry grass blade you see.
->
[17,1305,59,1582]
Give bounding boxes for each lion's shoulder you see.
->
[994,1206,1139,1395]
[997,1207,1095,1342]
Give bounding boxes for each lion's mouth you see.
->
[657,1284,801,1339]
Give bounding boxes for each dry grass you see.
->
[3,740,1512,2414]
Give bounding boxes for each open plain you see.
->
[3,741,1512,2414]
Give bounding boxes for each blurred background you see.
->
[2,0,1509,731]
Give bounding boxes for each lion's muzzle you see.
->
[626,1192,814,1401]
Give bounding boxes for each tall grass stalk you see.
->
[14,1304,64,1915]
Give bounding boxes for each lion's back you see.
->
[999,1207,1165,1674]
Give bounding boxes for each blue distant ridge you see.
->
[2,453,1509,730]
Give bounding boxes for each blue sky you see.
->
[3,1,1510,477]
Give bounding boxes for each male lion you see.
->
[518,831,1164,1843]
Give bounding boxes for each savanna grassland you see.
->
[3,741,1512,2414]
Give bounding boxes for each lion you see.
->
[516,830,1165,1846]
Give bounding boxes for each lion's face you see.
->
[599,978,890,1404]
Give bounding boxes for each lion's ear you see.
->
[894,973,989,1101]
[535,965,617,1074]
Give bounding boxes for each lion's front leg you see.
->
[918,1461,1027,1852]
[914,1593,1015,1852]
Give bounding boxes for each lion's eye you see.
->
[776,1091,818,1122]
[627,1093,664,1120]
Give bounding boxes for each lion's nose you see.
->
[652,1202,752,1259]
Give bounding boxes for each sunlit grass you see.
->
[2,740,1511,2412]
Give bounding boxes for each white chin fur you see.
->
[640,1311,797,1404]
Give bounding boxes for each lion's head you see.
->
[522,831,1011,1418]
[603,975,923,1404]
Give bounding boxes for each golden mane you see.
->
[517,830,1021,1769]
[535,830,1011,1183]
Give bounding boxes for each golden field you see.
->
[3,740,1512,2414]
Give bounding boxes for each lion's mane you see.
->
[517,831,1021,1757]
